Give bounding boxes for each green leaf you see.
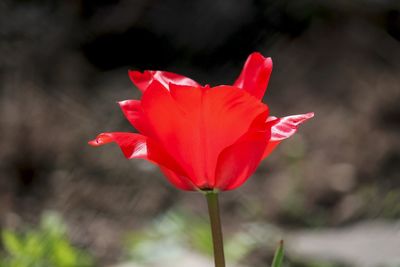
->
[0,212,94,267]
[271,240,284,267]
[2,230,23,256]
[52,239,78,267]
[25,232,44,258]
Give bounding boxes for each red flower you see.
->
[89,52,313,191]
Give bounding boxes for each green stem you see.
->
[205,191,226,267]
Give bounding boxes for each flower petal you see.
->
[118,100,150,134]
[270,112,314,141]
[262,112,314,159]
[233,52,273,100]
[215,128,269,191]
[89,132,194,190]
[129,70,200,92]
[140,82,268,189]
[159,167,195,191]
[262,141,280,159]
[88,132,148,159]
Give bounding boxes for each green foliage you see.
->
[0,211,93,267]
[123,209,353,267]
[124,210,272,265]
[271,240,284,267]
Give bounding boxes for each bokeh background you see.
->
[1,0,400,266]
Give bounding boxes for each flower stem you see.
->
[205,191,225,267]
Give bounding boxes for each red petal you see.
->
[270,112,314,141]
[118,100,149,134]
[89,132,196,190]
[262,141,280,159]
[262,112,314,159]
[215,129,269,191]
[233,52,273,100]
[88,132,148,159]
[159,167,195,191]
[129,70,200,92]
[141,83,268,189]
[145,138,189,181]
[87,132,177,169]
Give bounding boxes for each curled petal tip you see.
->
[269,112,314,142]
[89,132,148,159]
[300,112,314,118]
[88,139,101,146]
[117,100,128,106]
[287,112,315,125]
[88,134,112,146]
[262,112,313,159]
[88,140,97,146]
[295,112,315,124]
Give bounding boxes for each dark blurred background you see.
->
[1,0,400,266]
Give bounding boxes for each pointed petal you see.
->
[88,132,148,159]
[89,132,195,190]
[129,70,200,92]
[270,112,314,141]
[262,112,314,159]
[141,83,268,189]
[215,129,269,191]
[118,100,149,134]
[128,70,152,92]
[233,52,273,100]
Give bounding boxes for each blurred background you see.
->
[1,0,400,266]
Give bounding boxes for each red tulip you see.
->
[89,52,313,191]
